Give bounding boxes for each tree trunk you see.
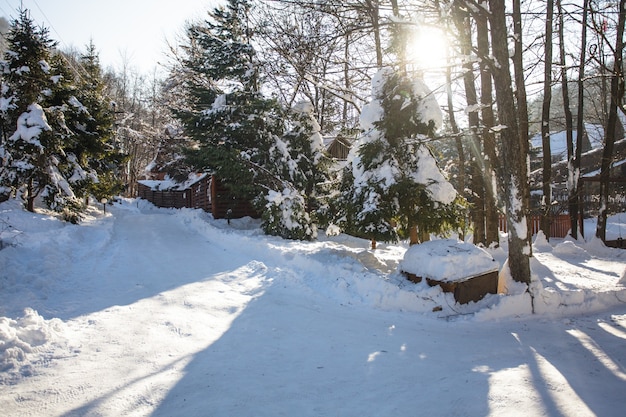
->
[409,225,419,246]
[596,0,626,241]
[365,0,383,68]
[453,5,485,245]
[27,177,35,213]
[477,0,500,247]
[488,0,532,287]
[574,0,590,240]
[343,33,350,125]
[557,0,577,239]
[512,0,530,157]
[446,57,466,241]
[541,0,554,239]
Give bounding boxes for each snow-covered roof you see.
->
[138,173,209,191]
[399,239,499,283]
[530,123,604,160]
[583,157,626,178]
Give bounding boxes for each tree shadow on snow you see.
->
[516,313,626,417]
[0,207,251,321]
[147,289,626,417]
[147,282,495,417]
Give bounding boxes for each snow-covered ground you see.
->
[1,198,625,417]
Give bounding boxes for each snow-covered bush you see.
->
[262,188,317,240]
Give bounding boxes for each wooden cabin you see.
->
[137,174,258,219]
[325,135,353,160]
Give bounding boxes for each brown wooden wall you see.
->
[137,176,258,220]
[210,176,258,219]
[498,214,577,239]
[137,183,188,209]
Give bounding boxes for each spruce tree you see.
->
[338,68,464,245]
[0,9,67,212]
[172,0,336,240]
[262,101,330,240]
[0,9,118,218]
[175,0,277,200]
[70,42,125,201]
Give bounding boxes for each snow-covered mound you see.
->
[399,239,498,282]
[0,308,66,382]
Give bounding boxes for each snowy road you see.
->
[1,200,625,416]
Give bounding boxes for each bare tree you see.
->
[571,0,590,239]
[488,0,533,288]
[512,0,531,158]
[541,0,555,239]
[476,0,500,247]
[596,0,626,241]
[452,3,486,245]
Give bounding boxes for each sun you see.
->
[406,26,449,70]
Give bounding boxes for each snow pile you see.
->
[479,233,626,320]
[553,239,590,257]
[0,308,65,380]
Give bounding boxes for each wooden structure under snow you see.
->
[137,174,257,219]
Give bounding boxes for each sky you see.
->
[0,0,222,74]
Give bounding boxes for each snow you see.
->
[399,239,499,282]
[530,124,605,160]
[411,77,443,130]
[68,96,89,114]
[138,173,208,191]
[8,103,52,148]
[0,198,625,416]
[202,94,227,117]
[411,145,457,205]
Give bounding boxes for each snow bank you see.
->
[0,308,65,381]
[2,198,626,329]
[481,237,626,320]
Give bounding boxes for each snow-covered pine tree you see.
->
[174,0,328,240]
[69,42,125,202]
[0,9,71,212]
[338,68,464,246]
[0,9,111,219]
[175,0,280,199]
[262,101,330,240]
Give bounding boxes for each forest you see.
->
[1,0,625,291]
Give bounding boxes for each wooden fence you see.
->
[498,214,575,238]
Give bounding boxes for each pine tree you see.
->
[171,0,336,240]
[262,101,331,240]
[0,9,70,212]
[338,68,464,246]
[70,42,125,201]
[175,0,275,198]
[0,9,119,218]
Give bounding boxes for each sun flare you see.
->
[406,26,449,70]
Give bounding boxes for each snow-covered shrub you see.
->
[262,188,317,241]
